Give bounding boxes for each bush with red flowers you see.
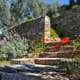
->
[61,37,72,44]
[52,45,61,49]
[52,37,72,50]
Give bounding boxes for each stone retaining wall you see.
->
[52,6,80,38]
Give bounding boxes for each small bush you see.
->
[72,37,80,50]
[51,28,58,38]
[33,41,44,53]
[0,37,29,60]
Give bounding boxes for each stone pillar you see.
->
[44,16,51,43]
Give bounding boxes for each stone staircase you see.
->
[41,45,74,58]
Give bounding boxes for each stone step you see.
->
[44,45,74,52]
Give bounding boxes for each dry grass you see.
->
[0,60,10,65]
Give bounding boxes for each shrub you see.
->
[72,37,80,50]
[51,28,58,38]
[33,41,44,53]
[0,37,29,60]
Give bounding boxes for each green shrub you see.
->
[72,37,80,50]
[33,42,44,53]
[0,37,29,60]
[51,28,58,38]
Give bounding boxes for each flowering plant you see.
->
[52,37,72,50]
[61,37,71,44]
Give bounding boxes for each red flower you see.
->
[61,37,71,44]
[52,45,61,49]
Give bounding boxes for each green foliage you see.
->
[9,0,49,26]
[46,0,60,21]
[52,25,71,38]
[0,60,10,65]
[0,37,29,60]
[51,28,58,38]
[72,37,80,50]
[33,42,44,53]
[10,0,29,25]
[69,0,76,6]
[69,0,80,6]
[0,0,11,30]
[27,0,47,17]
[0,0,61,32]
[70,37,80,74]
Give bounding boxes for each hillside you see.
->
[52,6,80,39]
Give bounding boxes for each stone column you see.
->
[44,16,51,43]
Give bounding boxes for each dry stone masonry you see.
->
[8,16,51,47]
[52,6,80,38]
